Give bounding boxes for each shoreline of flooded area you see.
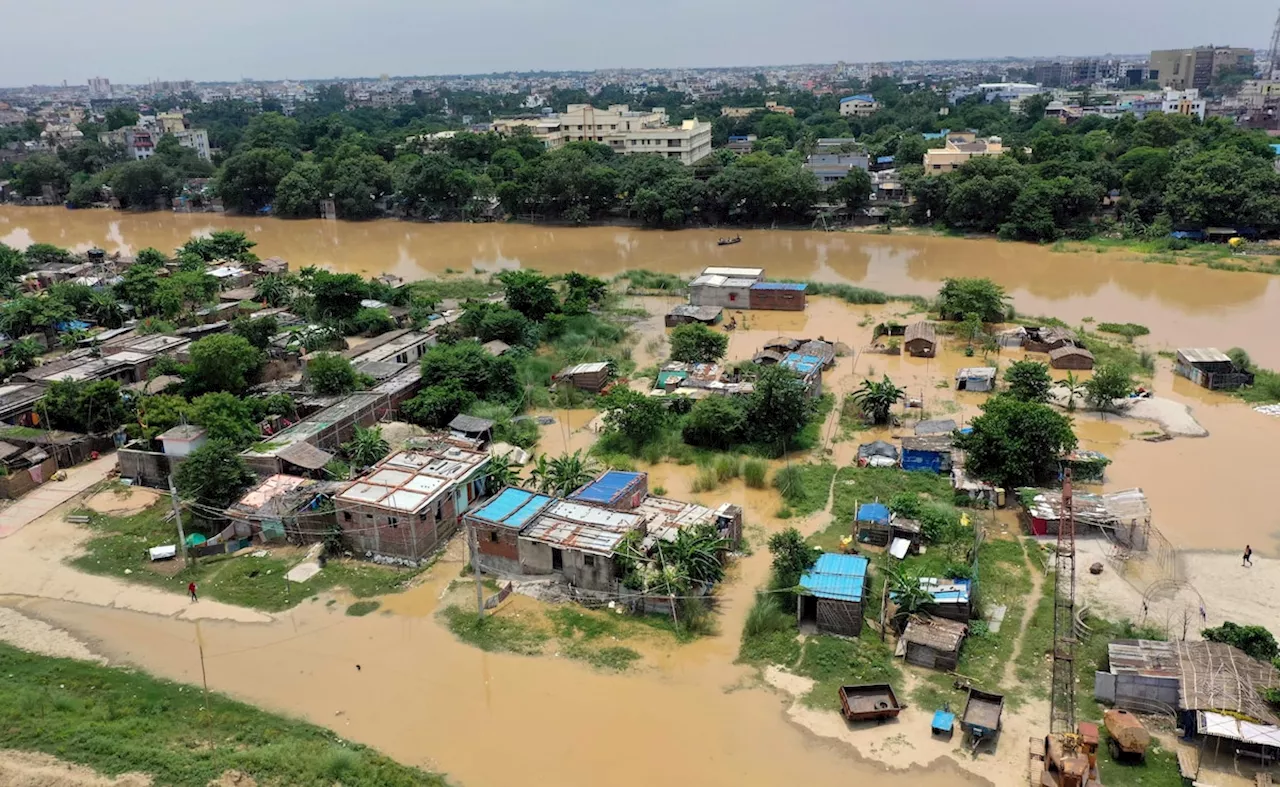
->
[3,206,1279,366]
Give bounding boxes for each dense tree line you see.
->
[10,78,1280,235]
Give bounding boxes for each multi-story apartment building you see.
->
[1161,88,1206,120]
[1149,46,1254,91]
[493,104,712,165]
[87,77,111,100]
[99,114,211,162]
[838,94,880,118]
[922,132,1007,174]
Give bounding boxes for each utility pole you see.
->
[168,473,190,568]
[469,523,484,620]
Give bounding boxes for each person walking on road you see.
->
[1243,545,1253,567]
[188,581,198,601]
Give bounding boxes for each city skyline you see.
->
[4,0,1277,87]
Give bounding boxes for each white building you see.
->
[99,113,211,162]
[839,94,881,118]
[948,82,1046,112]
[1160,88,1206,120]
[88,77,112,100]
[493,104,712,165]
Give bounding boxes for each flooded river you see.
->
[3,207,1280,786]
[3,207,1279,366]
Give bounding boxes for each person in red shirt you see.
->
[188,582,198,601]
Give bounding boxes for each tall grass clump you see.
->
[743,458,768,489]
[713,454,742,482]
[691,467,720,493]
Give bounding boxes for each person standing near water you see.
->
[1243,545,1253,567]
[188,582,198,601]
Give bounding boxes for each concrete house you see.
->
[688,273,756,309]
[518,500,645,592]
[333,446,491,563]
[748,281,807,311]
[798,553,869,638]
[468,487,555,575]
[904,322,937,357]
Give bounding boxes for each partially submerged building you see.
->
[664,304,723,327]
[554,361,612,393]
[955,367,996,392]
[519,500,644,592]
[1024,326,1081,354]
[798,553,869,637]
[747,282,807,311]
[779,350,825,396]
[901,435,954,474]
[1049,345,1095,370]
[688,269,760,309]
[333,445,491,563]
[1174,348,1254,391]
[904,322,938,357]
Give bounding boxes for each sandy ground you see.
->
[0,607,106,664]
[0,751,150,787]
[84,487,160,516]
[1047,391,1208,438]
[1075,536,1280,636]
[0,460,271,625]
[0,455,118,539]
[762,666,1043,787]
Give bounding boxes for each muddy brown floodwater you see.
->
[3,206,1280,365]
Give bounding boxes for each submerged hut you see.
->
[904,322,938,357]
[1049,346,1095,370]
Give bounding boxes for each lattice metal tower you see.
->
[1049,467,1078,735]
[1269,8,1280,80]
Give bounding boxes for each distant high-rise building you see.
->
[1033,61,1066,88]
[88,77,111,98]
[1149,46,1254,90]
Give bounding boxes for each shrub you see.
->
[713,454,741,482]
[743,458,768,489]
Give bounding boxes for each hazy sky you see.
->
[6,0,1278,86]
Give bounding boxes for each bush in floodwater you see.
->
[713,454,741,482]
[743,458,768,489]
[691,467,719,493]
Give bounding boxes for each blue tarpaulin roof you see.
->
[750,282,807,291]
[876,155,895,164]
[856,502,891,524]
[571,470,644,506]
[470,488,552,528]
[799,553,869,602]
[781,352,822,375]
[841,94,875,103]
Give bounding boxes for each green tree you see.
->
[937,277,1009,322]
[272,162,323,218]
[304,270,367,321]
[402,383,476,428]
[601,388,669,447]
[135,247,168,267]
[39,379,125,434]
[1201,622,1279,662]
[12,154,70,197]
[240,113,301,153]
[230,315,279,350]
[497,270,559,321]
[342,425,391,468]
[832,168,873,213]
[104,106,139,131]
[190,392,259,448]
[351,307,396,336]
[1057,371,1086,412]
[420,341,519,401]
[5,338,43,372]
[154,134,214,178]
[1084,363,1135,412]
[85,292,126,329]
[110,159,180,209]
[175,441,256,511]
[253,274,295,307]
[305,353,360,395]
[744,366,814,448]
[131,394,190,443]
[114,264,162,314]
[325,151,392,220]
[956,395,1078,489]
[23,243,73,267]
[485,452,520,489]
[767,527,816,601]
[216,148,295,213]
[851,375,905,425]
[668,323,729,364]
[682,396,746,449]
[185,334,264,395]
[179,231,258,264]
[535,450,600,496]
[0,243,28,284]
[1004,360,1053,402]
[0,296,74,338]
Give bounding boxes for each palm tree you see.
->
[254,274,295,307]
[851,376,906,425]
[485,453,520,490]
[669,524,730,585]
[342,425,390,469]
[86,292,126,329]
[528,454,552,492]
[887,566,935,627]
[536,450,600,496]
[1057,372,1086,412]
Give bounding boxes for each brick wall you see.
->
[336,491,459,562]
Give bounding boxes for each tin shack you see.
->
[554,361,612,393]
[1174,348,1254,390]
[1049,345,1095,370]
[901,435,954,474]
[797,553,869,637]
[902,615,969,671]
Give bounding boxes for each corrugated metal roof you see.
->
[336,447,488,514]
[904,321,936,343]
[781,352,822,375]
[915,419,956,436]
[955,367,997,380]
[1177,348,1232,364]
[799,553,869,602]
[920,577,971,604]
[751,282,807,291]
[1108,640,1179,677]
[522,500,643,554]
[558,362,609,376]
[470,487,553,528]
[701,266,764,278]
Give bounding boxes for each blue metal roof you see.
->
[876,155,895,164]
[470,488,553,528]
[922,128,951,140]
[840,94,876,104]
[1270,144,1280,156]
[927,578,971,604]
[570,470,644,505]
[856,502,891,523]
[781,352,821,375]
[800,553,869,602]
[750,282,807,291]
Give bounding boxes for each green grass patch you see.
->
[440,605,550,655]
[614,269,688,292]
[0,643,443,786]
[1082,334,1155,378]
[1096,322,1150,340]
[739,594,803,666]
[821,465,953,550]
[562,642,642,670]
[772,462,836,516]
[69,503,418,612]
[742,458,769,489]
[796,633,901,711]
[345,600,381,617]
[1236,367,1280,404]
